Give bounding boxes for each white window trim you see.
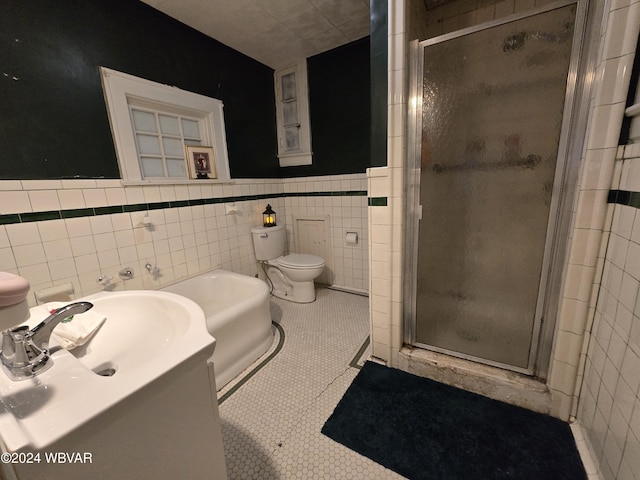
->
[274,60,313,167]
[100,67,231,184]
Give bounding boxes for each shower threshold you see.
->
[397,346,554,417]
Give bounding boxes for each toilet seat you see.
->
[278,253,325,269]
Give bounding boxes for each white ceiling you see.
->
[140,0,371,70]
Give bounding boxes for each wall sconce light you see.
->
[263,204,276,227]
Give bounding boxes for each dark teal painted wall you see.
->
[282,37,371,177]
[0,0,373,180]
[0,0,278,180]
[370,0,388,168]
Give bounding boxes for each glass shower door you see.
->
[414,4,577,372]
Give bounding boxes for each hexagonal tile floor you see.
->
[217,287,404,479]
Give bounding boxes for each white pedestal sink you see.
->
[0,290,228,480]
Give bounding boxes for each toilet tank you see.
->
[251,224,286,261]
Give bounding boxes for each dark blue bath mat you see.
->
[322,361,586,480]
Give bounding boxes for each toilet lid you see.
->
[278,253,325,269]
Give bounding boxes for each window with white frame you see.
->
[274,60,312,167]
[100,67,230,183]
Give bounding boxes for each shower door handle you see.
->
[417,205,423,220]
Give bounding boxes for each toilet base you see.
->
[272,282,316,303]
[266,266,317,303]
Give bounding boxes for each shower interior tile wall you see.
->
[0,174,368,305]
[411,0,562,42]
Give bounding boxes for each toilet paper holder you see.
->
[345,231,358,245]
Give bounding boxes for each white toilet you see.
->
[251,224,325,303]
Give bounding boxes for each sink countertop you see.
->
[0,290,215,451]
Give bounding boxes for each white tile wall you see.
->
[412,0,560,41]
[564,0,640,478]
[367,166,392,361]
[364,0,411,365]
[282,174,369,293]
[578,146,640,480]
[0,174,368,306]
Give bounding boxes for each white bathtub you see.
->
[162,269,272,390]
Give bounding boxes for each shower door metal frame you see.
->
[404,0,592,378]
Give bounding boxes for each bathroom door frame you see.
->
[403,0,596,379]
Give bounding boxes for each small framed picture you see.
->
[186,146,217,180]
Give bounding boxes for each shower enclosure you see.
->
[405,1,587,376]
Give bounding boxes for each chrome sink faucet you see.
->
[1,302,93,381]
